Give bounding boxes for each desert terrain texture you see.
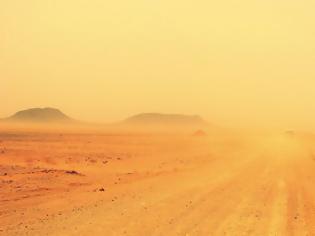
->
[1,124,315,236]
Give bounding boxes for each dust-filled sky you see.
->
[1,0,315,129]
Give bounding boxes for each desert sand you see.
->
[1,126,315,235]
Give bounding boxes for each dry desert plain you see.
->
[1,125,315,235]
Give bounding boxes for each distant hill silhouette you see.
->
[193,129,207,137]
[123,113,207,126]
[4,108,73,123]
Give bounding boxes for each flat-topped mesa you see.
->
[5,107,73,123]
[123,113,207,126]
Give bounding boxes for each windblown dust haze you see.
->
[2,3,315,235]
[1,0,315,129]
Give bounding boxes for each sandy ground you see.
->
[1,128,315,235]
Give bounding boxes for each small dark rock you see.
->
[65,170,81,175]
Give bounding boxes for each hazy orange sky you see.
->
[1,0,315,129]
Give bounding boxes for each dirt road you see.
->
[1,131,315,235]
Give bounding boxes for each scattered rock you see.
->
[41,169,55,174]
[99,188,105,192]
[65,170,81,175]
